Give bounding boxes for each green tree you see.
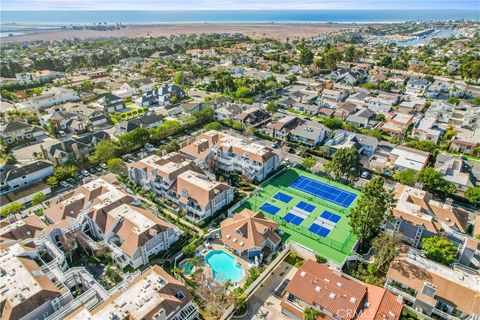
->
[344,45,357,62]
[107,158,124,173]
[232,122,243,131]
[266,101,279,114]
[31,192,46,206]
[0,202,25,217]
[393,169,418,187]
[302,157,316,171]
[323,118,343,130]
[235,86,251,99]
[417,167,456,196]
[465,187,480,207]
[118,128,150,149]
[304,307,321,320]
[421,236,457,265]
[174,71,185,85]
[204,121,222,131]
[46,176,59,187]
[348,177,393,248]
[371,233,401,273]
[89,140,117,164]
[299,48,314,66]
[324,48,342,70]
[54,165,78,181]
[286,74,297,84]
[324,147,362,183]
[245,125,256,137]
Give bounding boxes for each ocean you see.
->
[1,10,479,25]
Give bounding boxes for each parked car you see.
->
[60,181,71,188]
[361,171,371,179]
[76,173,84,180]
[81,170,90,176]
[67,178,76,185]
[100,163,108,169]
[89,167,96,174]
[271,141,280,148]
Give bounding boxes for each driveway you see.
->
[238,261,297,320]
[12,136,60,163]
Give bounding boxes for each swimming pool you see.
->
[205,250,244,283]
[179,259,194,276]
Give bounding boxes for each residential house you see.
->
[15,70,64,84]
[17,87,79,110]
[40,110,81,132]
[289,120,328,147]
[381,113,415,135]
[388,146,429,172]
[434,154,476,191]
[0,121,44,144]
[320,89,345,108]
[335,101,358,120]
[176,170,234,221]
[406,78,431,92]
[180,102,204,115]
[42,131,109,165]
[266,116,303,140]
[386,247,480,320]
[180,130,281,182]
[324,130,378,156]
[115,113,163,135]
[425,81,448,99]
[98,93,124,112]
[63,265,198,320]
[220,208,281,259]
[365,94,398,115]
[450,128,480,156]
[131,78,155,93]
[0,182,51,209]
[281,260,403,320]
[386,184,470,248]
[233,107,270,127]
[204,96,231,110]
[412,116,445,143]
[214,104,244,121]
[0,160,53,195]
[346,107,376,129]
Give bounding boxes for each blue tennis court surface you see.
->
[296,201,316,213]
[273,192,293,203]
[282,212,304,226]
[320,210,341,223]
[290,176,357,208]
[260,203,280,215]
[308,223,331,237]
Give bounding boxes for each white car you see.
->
[100,163,108,169]
[60,181,71,188]
[81,170,90,176]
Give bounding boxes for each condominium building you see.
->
[0,243,67,320]
[386,247,480,320]
[64,265,198,320]
[281,260,403,320]
[176,170,233,221]
[180,130,281,182]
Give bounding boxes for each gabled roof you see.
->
[0,121,32,134]
[1,160,53,183]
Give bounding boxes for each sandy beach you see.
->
[0,23,355,43]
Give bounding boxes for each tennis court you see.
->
[235,168,360,264]
[290,176,357,208]
[273,192,293,203]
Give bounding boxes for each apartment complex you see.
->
[281,260,403,320]
[386,247,480,320]
[128,153,233,221]
[180,130,280,182]
[0,243,66,320]
[43,176,178,268]
[64,265,198,320]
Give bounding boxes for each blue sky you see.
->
[3,0,479,10]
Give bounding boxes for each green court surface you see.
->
[235,168,360,264]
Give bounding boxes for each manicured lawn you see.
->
[236,168,360,264]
